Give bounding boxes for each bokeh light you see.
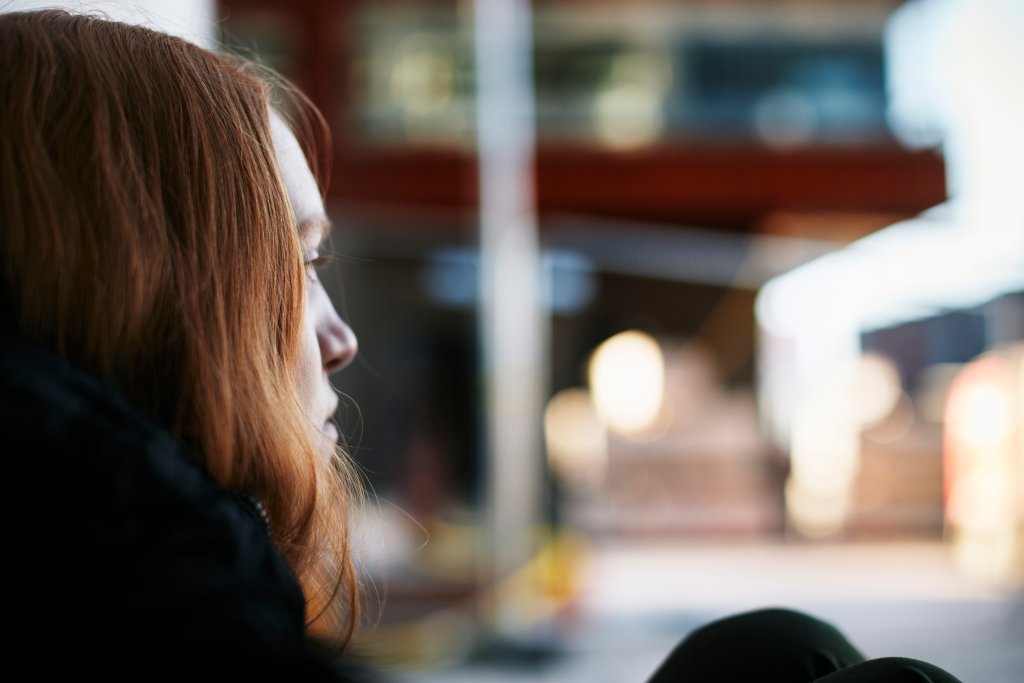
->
[588,330,665,438]
[592,52,670,149]
[544,387,608,490]
[944,348,1023,583]
[785,353,903,538]
[389,36,456,116]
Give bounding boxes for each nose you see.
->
[319,306,358,375]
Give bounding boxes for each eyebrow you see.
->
[299,214,332,247]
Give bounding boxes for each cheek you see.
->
[296,297,322,418]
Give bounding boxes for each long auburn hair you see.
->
[0,10,360,645]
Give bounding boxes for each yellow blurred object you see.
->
[356,521,589,672]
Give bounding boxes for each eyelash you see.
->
[304,252,335,271]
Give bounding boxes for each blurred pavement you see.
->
[406,541,1023,682]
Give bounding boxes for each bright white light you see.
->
[783,353,902,539]
[947,380,1013,448]
[789,398,860,495]
[589,330,665,437]
[544,388,607,489]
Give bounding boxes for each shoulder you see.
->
[0,330,350,679]
[0,328,283,584]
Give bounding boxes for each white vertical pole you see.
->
[472,0,546,636]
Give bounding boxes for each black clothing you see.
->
[648,608,963,683]
[0,329,360,681]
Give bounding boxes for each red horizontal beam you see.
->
[330,145,946,228]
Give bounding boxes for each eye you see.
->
[303,251,335,272]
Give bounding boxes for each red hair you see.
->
[0,10,360,644]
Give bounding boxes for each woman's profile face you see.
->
[270,114,357,454]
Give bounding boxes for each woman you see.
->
[0,9,964,683]
[1,9,365,680]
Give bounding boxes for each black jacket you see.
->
[1,328,365,681]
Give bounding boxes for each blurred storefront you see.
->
[217,0,944,530]
[756,0,1024,583]
[216,0,1023,670]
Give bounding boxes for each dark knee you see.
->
[850,657,963,683]
[650,608,864,683]
[678,607,865,668]
[688,607,837,643]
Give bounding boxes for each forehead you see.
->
[269,111,327,243]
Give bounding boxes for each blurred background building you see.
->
[6,0,1022,680]
[211,1,1022,678]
